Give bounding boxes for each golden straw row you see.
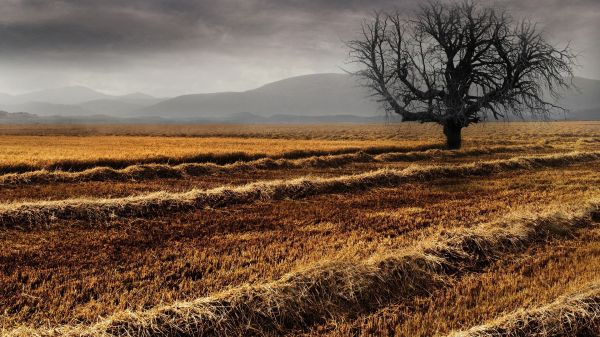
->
[6,197,599,337]
[446,283,600,337]
[0,143,444,175]
[1,151,598,229]
[0,144,549,186]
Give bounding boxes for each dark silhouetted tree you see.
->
[347,1,576,148]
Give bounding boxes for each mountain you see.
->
[0,73,597,122]
[215,111,394,124]
[79,99,145,116]
[0,87,164,116]
[117,92,164,105]
[138,73,378,118]
[559,77,600,120]
[14,86,113,105]
[0,110,37,122]
[137,73,600,121]
[0,110,174,124]
[0,102,94,116]
[119,92,155,100]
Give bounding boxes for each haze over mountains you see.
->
[136,74,382,122]
[0,86,164,117]
[0,73,598,123]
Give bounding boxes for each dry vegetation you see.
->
[0,121,599,337]
[0,136,440,174]
[0,144,551,187]
[447,283,600,337]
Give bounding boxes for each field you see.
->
[0,121,599,337]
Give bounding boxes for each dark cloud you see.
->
[0,0,597,95]
[0,0,418,56]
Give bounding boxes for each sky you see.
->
[0,0,598,97]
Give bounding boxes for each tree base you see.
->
[443,123,462,149]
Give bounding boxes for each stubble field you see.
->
[0,121,599,337]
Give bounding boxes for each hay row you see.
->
[447,283,600,337]
[7,197,600,336]
[0,145,550,186]
[1,151,598,229]
[0,143,444,175]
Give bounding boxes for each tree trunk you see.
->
[443,122,462,149]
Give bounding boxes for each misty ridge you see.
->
[0,73,598,124]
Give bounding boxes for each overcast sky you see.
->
[0,0,598,96]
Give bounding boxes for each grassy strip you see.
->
[0,145,549,186]
[0,144,444,175]
[0,151,598,229]
[447,283,600,337]
[6,198,599,336]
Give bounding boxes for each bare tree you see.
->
[347,1,576,149]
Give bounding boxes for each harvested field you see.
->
[0,122,599,337]
[1,122,598,142]
[7,197,598,337]
[446,283,600,337]
[0,144,552,187]
[0,136,441,174]
[1,150,599,229]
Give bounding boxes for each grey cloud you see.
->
[1,0,593,55]
[0,0,597,95]
[0,0,411,56]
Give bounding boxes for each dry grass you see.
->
[0,136,440,174]
[1,122,599,336]
[5,197,598,337]
[0,151,597,229]
[3,164,596,330]
[1,121,597,174]
[446,283,600,337]
[0,144,550,186]
[0,122,598,141]
[307,226,600,337]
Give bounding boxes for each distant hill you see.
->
[13,86,113,105]
[215,111,394,124]
[558,77,600,120]
[137,73,600,121]
[0,110,37,122]
[0,102,94,116]
[79,99,145,116]
[0,73,597,122]
[0,87,164,117]
[116,93,165,105]
[137,73,378,118]
[0,110,171,124]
